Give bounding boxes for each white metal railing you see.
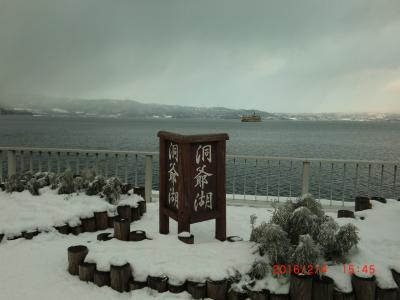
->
[1,147,399,206]
[0,147,156,203]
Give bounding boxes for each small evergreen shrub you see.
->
[86,176,106,196]
[256,223,291,265]
[58,169,75,194]
[288,206,318,244]
[271,201,295,233]
[27,178,40,196]
[102,177,121,204]
[317,216,339,260]
[249,260,270,280]
[335,223,360,258]
[295,193,324,220]
[290,234,320,268]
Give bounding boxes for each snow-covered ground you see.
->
[0,189,399,299]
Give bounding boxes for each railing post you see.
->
[145,154,153,202]
[301,160,311,195]
[7,150,17,177]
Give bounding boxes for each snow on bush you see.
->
[57,169,75,194]
[86,176,106,196]
[102,177,122,204]
[250,193,360,277]
[290,234,320,267]
[252,223,291,265]
[249,260,270,280]
[288,206,319,244]
[295,193,324,219]
[335,224,360,259]
[270,201,294,233]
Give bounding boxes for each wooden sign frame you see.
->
[158,131,229,241]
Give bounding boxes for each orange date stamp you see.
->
[272,264,327,275]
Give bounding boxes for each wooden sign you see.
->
[158,131,229,241]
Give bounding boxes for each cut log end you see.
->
[67,245,89,276]
[148,275,168,293]
[78,262,96,282]
[187,280,207,299]
[110,263,131,293]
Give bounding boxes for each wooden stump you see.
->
[178,234,194,244]
[94,211,108,230]
[376,287,398,300]
[337,210,355,218]
[169,281,186,293]
[78,262,96,282]
[117,205,132,222]
[228,289,249,300]
[69,225,83,235]
[351,274,376,300]
[138,200,146,215]
[81,217,96,232]
[0,233,4,243]
[129,279,147,290]
[130,230,146,241]
[207,279,228,300]
[390,269,400,300]
[131,206,141,221]
[250,289,269,300]
[107,215,115,228]
[333,290,354,300]
[148,275,168,293]
[371,196,387,203]
[187,281,207,299]
[67,245,88,275]
[113,217,130,241]
[22,230,39,240]
[355,196,371,212]
[290,274,313,300]
[312,275,333,300]
[110,263,131,292]
[134,186,145,200]
[94,269,110,287]
[55,224,69,234]
[227,236,244,242]
[97,233,112,241]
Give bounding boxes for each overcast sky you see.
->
[0,0,399,113]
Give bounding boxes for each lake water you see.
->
[1,116,399,199]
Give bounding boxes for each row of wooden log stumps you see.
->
[67,243,400,300]
[337,196,394,220]
[0,187,146,243]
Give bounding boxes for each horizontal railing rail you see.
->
[1,147,399,206]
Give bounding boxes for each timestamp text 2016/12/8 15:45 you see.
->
[272,264,375,275]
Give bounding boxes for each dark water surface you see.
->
[1,116,399,161]
[1,116,399,199]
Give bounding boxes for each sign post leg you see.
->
[159,211,169,234]
[215,216,226,241]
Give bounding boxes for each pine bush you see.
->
[27,178,40,196]
[295,193,324,220]
[290,234,320,268]
[336,223,360,258]
[288,206,319,244]
[86,176,106,196]
[57,169,75,194]
[256,223,291,265]
[249,260,270,280]
[271,201,295,232]
[102,177,121,204]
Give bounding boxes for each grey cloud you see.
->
[0,0,399,112]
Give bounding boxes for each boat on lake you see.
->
[241,112,261,122]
